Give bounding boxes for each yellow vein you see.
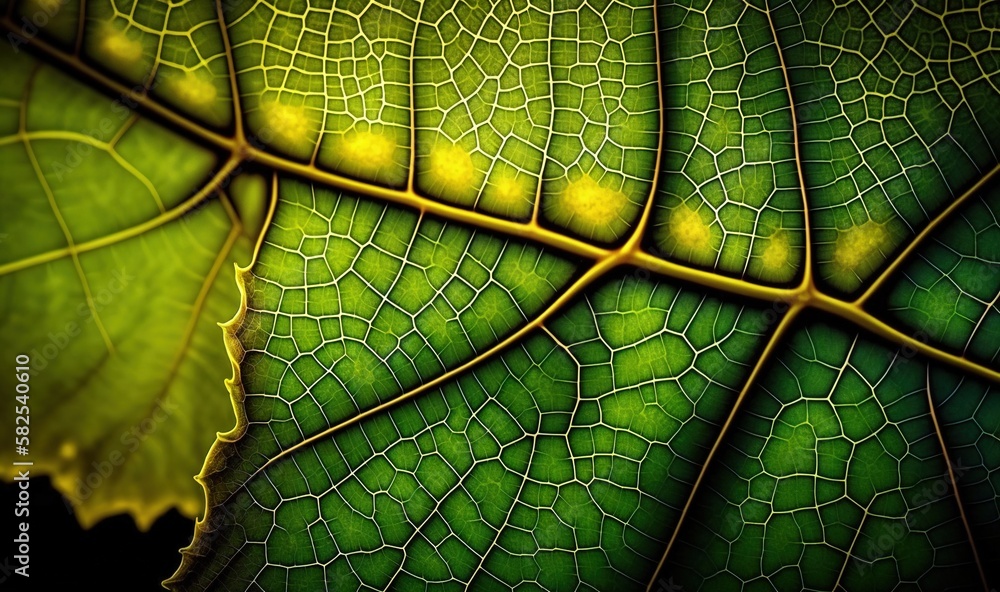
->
[12,25,997,388]
[924,368,990,592]
[224,253,621,502]
[1,20,234,149]
[645,302,804,591]
[764,3,814,289]
[2,18,804,306]
[0,157,242,277]
[104,201,244,530]
[620,0,665,255]
[144,7,168,88]
[626,250,796,301]
[19,64,115,353]
[109,112,139,148]
[216,0,244,144]
[406,5,420,194]
[812,292,1000,384]
[529,7,557,227]
[0,130,108,147]
[7,3,1000,422]
[855,162,1000,306]
[248,147,612,260]
[23,136,117,352]
[145,207,244,426]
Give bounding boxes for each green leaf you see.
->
[180,269,776,590]
[662,323,997,590]
[651,0,805,283]
[1,0,999,590]
[767,0,1000,294]
[0,41,251,528]
[879,186,1000,368]
[84,0,234,127]
[205,177,578,503]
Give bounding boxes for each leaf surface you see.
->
[0,39,252,527]
[1,0,999,590]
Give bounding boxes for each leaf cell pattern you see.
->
[0,0,999,590]
[83,0,234,127]
[652,0,805,284]
[0,43,252,527]
[207,178,577,502]
[769,0,1000,293]
[930,369,1000,587]
[172,275,773,591]
[538,0,660,244]
[881,184,1000,370]
[413,0,552,218]
[225,0,419,182]
[663,324,990,591]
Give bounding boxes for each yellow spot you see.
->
[669,204,712,251]
[833,220,889,270]
[59,441,77,460]
[491,175,528,205]
[337,131,397,170]
[561,175,626,226]
[167,70,218,106]
[98,24,143,64]
[260,99,311,146]
[760,231,791,271]
[428,143,475,190]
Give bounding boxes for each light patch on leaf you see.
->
[428,142,475,193]
[827,220,895,290]
[258,99,314,157]
[753,230,795,282]
[491,175,529,206]
[165,70,218,107]
[96,24,143,65]
[59,441,77,460]
[670,205,711,250]
[336,131,397,171]
[481,173,533,219]
[834,221,888,269]
[558,175,626,233]
[25,0,63,14]
[761,232,790,269]
[662,203,716,266]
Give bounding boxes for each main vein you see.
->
[3,17,998,387]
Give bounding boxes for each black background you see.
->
[3,477,193,591]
